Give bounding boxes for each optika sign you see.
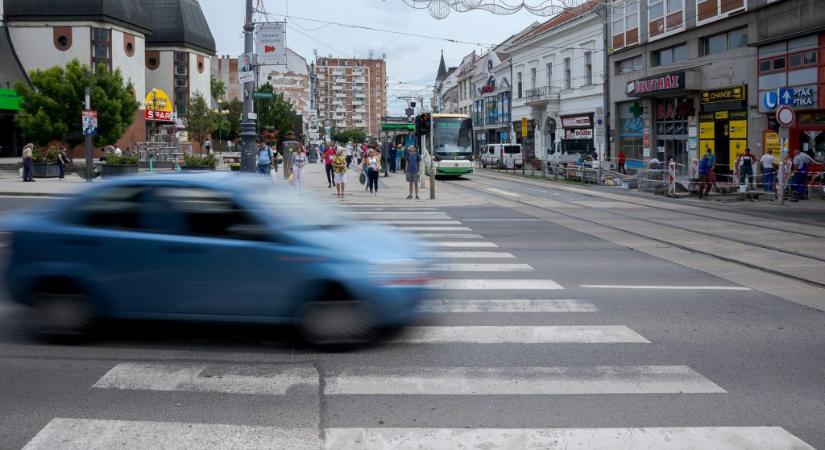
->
[627,72,685,97]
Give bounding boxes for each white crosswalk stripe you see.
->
[429,279,563,289]
[394,226,473,231]
[415,233,484,239]
[372,220,462,225]
[93,363,318,395]
[432,263,533,272]
[424,251,516,258]
[421,241,498,247]
[418,299,598,313]
[388,325,649,344]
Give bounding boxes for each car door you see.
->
[138,185,313,319]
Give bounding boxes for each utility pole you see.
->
[240,0,257,172]
[84,88,93,181]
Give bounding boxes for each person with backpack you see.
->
[738,147,755,190]
[256,140,273,175]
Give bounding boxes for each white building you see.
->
[432,52,458,114]
[259,49,313,140]
[456,51,477,116]
[504,0,605,161]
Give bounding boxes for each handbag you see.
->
[288,171,296,185]
[359,172,366,185]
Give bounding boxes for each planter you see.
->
[181,166,216,171]
[102,164,139,178]
[33,163,60,178]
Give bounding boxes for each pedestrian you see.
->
[204,138,212,155]
[57,146,69,180]
[345,142,353,168]
[323,143,336,188]
[21,143,34,182]
[366,149,381,195]
[333,148,348,198]
[616,149,626,175]
[405,145,421,200]
[256,139,273,175]
[791,149,815,200]
[697,152,712,199]
[292,145,307,194]
[388,143,398,173]
[760,149,776,193]
[114,144,123,156]
[267,141,279,173]
[738,147,755,190]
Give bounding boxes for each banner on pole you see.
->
[255,22,286,65]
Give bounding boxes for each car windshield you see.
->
[244,183,353,229]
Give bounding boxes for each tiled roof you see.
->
[513,0,601,44]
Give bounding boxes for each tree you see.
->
[253,83,299,141]
[210,76,226,103]
[185,92,213,149]
[15,59,138,148]
[333,129,366,144]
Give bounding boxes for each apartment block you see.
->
[314,57,386,137]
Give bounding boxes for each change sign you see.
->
[255,22,286,65]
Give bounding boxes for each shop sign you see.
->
[565,129,593,139]
[627,71,685,97]
[791,86,817,108]
[561,115,592,128]
[0,88,21,111]
[701,85,746,103]
[144,88,174,122]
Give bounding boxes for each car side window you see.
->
[60,185,145,230]
[145,186,265,240]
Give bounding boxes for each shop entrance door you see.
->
[714,120,730,175]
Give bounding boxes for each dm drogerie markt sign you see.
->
[144,88,174,122]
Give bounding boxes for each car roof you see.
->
[94,172,274,194]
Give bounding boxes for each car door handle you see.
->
[162,246,206,254]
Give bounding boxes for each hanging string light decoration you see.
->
[399,0,584,19]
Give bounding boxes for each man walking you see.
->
[405,146,421,200]
[697,152,712,199]
[21,143,34,182]
[616,149,626,175]
[256,140,273,175]
[323,143,336,188]
[760,149,776,193]
[792,149,815,200]
[389,143,398,173]
[345,142,353,168]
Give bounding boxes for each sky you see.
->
[199,0,542,114]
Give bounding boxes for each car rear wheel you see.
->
[32,293,94,336]
[299,300,376,347]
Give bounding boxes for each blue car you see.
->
[1,173,432,345]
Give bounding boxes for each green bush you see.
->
[32,147,59,163]
[103,153,138,165]
[184,153,216,167]
[229,163,241,171]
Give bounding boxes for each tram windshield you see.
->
[432,117,473,159]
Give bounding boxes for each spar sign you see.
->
[255,22,286,65]
[144,88,174,122]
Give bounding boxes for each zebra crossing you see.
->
[21,205,814,449]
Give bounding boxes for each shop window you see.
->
[651,43,687,67]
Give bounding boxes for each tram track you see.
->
[441,175,825,291]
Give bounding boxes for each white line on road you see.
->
[416,233,484,239]
[358,214,454,221]
[92,363,318,395]
[420,241,498,248]
[418,299,598,313]
[396,226,473,231]
[388,326,649,344]
[485,187,522,197]
[429,279,563,289]
[22,419,320,450]
[371,220,461,225]
[324,427,812,449]
[581,284,752,291]
[424,251,515,259]
[432,263,534,272]
[461,218,540,222]
[324,365,725,395]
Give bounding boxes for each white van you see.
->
[481,144,522,169]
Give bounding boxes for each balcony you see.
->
[524,86,560,106]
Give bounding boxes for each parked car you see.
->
[481,144,522,169]
[0,173,433,346]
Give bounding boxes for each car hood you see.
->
[293,224,428,262]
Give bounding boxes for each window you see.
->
[584,52,592,85]
[701,27,747,55]
[564,57,571,89]
[697,0,745,24]
[530,67,536,89]
[517,72,522,98]
[651,43,687,66]
[615,55,643,75]
[61,185,145,230]
[648,0,683,39]
[91,27,111,72]
[146,187,263,240]
[546,62,553,88]
[611,0,640,50]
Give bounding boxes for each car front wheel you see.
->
[299,300,376,347]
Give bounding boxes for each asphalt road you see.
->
[0,181,823,449]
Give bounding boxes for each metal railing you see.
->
[524,86,560,104]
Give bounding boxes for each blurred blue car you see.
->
[1,173,432,345]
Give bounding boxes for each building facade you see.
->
[432,52,458,113]
[314,57,387,137]
[506,0,604,161]
[210,55,242,103]
[260,48,314,140]
[471,51,512,148]
[456,51,477,116]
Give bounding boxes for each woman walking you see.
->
[366,149,381,195]
[292,145,308,194]
[332,148,348,198]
